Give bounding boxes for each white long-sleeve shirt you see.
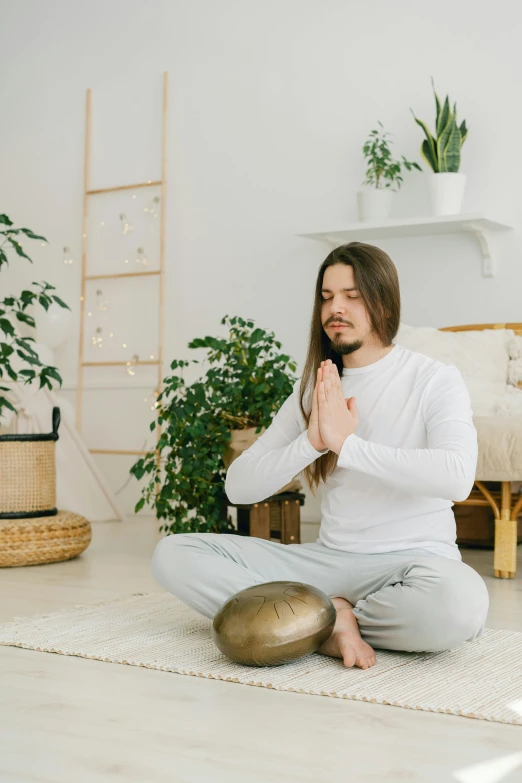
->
[225,342,478,560]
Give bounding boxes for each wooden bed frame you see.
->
[439,323,522,578]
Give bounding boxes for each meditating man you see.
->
[151,241,489,669]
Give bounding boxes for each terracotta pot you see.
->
[223,426,301,494]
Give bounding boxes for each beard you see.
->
[329,334,364,356]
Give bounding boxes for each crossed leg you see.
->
[151,532,490,669]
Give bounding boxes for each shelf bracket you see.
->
[461,221,497,277]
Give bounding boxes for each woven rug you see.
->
[1,592,521,726]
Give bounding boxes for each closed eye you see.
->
[322,295,359,300]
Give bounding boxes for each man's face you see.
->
[320,264,373,356]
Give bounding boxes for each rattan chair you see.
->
[439,322,522,579]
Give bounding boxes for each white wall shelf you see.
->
[299,213,513,278]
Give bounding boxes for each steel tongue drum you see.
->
[211,581,337,667]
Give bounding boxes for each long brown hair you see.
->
[300,242,401,493]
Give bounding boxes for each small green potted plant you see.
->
[357,120,421,221]
[130,315,299,535]
[410,76,468,215]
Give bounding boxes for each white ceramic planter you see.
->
[356,188,395,221]
[426,172,466,216]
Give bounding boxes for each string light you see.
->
[126,354,139,376]
[96,289,108,311]
[144,389,160,411]
[63,246,74,265]
[91,327,103,348]
[144,196,160,218]
[120,213,134,234]
[136,247,148,266]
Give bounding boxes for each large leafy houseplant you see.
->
[0,214,70,421]
[130,315,299,534]
[410,76,468,173]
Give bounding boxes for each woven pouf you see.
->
[0,511,92,568]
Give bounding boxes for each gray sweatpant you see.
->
[151,533,490,653]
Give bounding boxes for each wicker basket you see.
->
[0,510,92,567]
[0,406,60,519]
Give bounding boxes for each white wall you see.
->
[1,0,521,519]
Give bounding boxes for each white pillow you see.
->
[393,322,513,396]
[507,335,522,387]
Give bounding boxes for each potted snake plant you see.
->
[410,77,468,216]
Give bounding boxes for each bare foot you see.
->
[317,597,376,669]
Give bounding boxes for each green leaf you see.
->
[16,350,41,366]
[18,228,48,242]
[20,289,36,305]
[0,318,15,337]
[410,111,438,172]
[41,365,63,384]
[0,397,17,415]
[420,139,438,172]
[436,95,450,139]
[51,295,70,310]
[436,109,455,172]
[0,214,13,226]
[15,311,36,328]
[443,118,461,172]
[431,76,441,133]
[9,239,33,263]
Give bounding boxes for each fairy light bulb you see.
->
[91,327,103,348]
[136,247,149,266]
[144,196,160,218]
[125,354,139,377]
[96,289,108,311]
[120,213,134,235]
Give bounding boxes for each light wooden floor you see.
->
[1,518,522,783]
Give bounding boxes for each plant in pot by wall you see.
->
[410,77,468,216]
[130,315,299,535]
[357,120,421,222]
[0,213,70,520]
[0,214,69,421]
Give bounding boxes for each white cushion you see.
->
[393,323,522,478]
[393,322,513,399]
